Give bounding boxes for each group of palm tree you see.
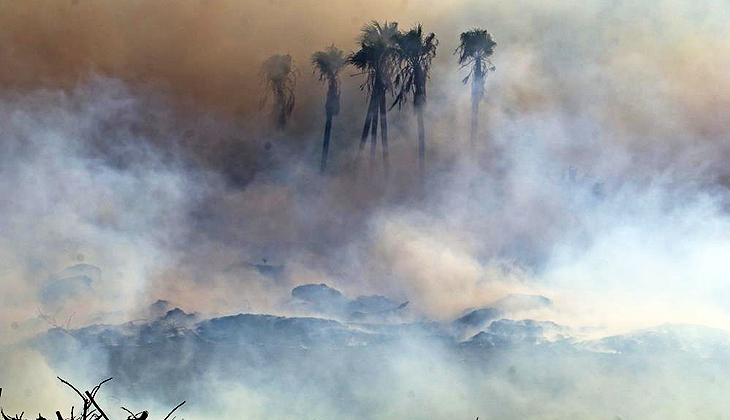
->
[258,22,496,175]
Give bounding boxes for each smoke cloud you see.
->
[2,0,730,418]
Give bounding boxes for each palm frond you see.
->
[454,28,496,65]
[259,54,298,124]
[347,21,399,98]
[311,45,347,83]
[391,24,438,109]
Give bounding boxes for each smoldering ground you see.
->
[2,0,730,418]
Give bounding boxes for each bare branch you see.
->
[83,393,108,420]
[120,407,136,419]
[163,402,185,420]
[57,378,85,402]
[90,378,113,399]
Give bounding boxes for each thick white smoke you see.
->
[2,0,730,419]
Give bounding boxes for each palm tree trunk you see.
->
[413,66,426,183]
[370,89,379,169]
[470,93,479,147]
[379,89,390,177]
[356,94,377,167]
[275,86,286,130]
[320,112,333,173]
[416,103,425,175]
[470,59,483,147]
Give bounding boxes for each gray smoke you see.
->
[2,0,730,418]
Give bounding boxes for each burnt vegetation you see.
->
[0,379,184,420]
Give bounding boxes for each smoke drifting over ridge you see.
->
[2,0,730,418]
[1,0,730,331]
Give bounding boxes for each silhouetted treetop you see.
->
[348,21,399,94]
[391,24,438,109]
[259,54,298,128]
[455,29,496,67]
[311,45,346,84]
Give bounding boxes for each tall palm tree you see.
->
[312,45,347,173]
[260,54,298,130]
[455,29,496,147]
[348,21,399,174]
[392,24,438,175]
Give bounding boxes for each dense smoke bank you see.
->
[2,0,730,419]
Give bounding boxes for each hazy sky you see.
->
[3,1,730,419]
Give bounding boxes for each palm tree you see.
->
[455,29,496,147]
[348,21,399,174]
[260,54,298,130]
[392,24,438,175]
[312,45,347,172]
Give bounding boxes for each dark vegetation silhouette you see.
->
[311,45,347,173]
[0,378,184,420]
[259,54,298,130]
[348,21,399,175]
[391,24,438,178]
[455,29,496,147]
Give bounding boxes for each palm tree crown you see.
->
[455,28,496,66]
[348,21,399,95]
[455,28,496,147]
[312,45,347,172]
[391,24,438,109]
[349,21,399,175]
[311,45,347,82]
[311,45,346,116]
[259,54,298,128]
[455,29,496,91]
